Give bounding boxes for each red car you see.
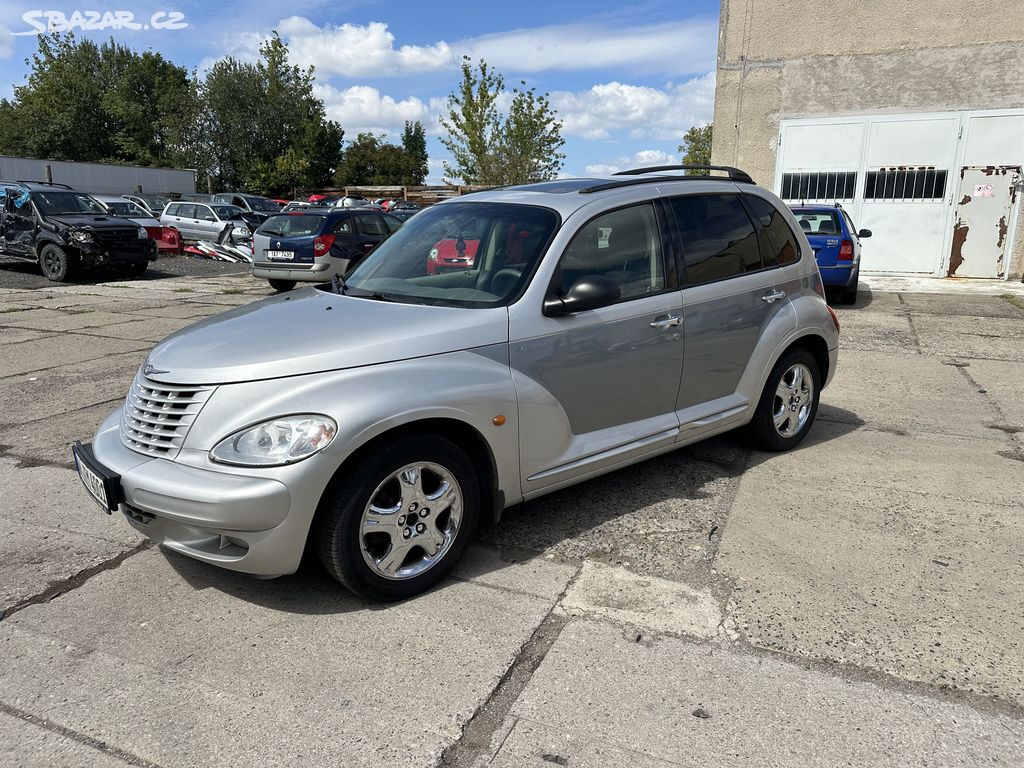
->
[427,235,480,274]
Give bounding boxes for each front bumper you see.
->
[78,239,157,266]
[85,408,315,577]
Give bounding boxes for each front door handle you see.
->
[650,315,683,329]
[761,289,786,304]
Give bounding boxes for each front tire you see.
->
[40,244,73,282]
[314,434,480,600]
[745,348,821,451]
[125,261,148,278]
[268,279,296,292]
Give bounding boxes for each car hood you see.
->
[144,287,510,384]
[48,214,139,229]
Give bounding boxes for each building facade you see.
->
[711,1,1024,280]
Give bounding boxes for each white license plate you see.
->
[265,250,295,261]
[77,458,109,510]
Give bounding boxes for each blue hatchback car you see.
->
[789,204,871,304]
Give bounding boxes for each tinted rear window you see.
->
[257,214,326,237]
[791,210,841,236]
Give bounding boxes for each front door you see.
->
[511,202,684,494]
[948,166,1021,278]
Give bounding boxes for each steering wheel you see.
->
[490,268,522,297]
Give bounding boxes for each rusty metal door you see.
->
[948,166,1021,278]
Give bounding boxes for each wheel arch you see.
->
[783,333,830,386]
[316,416,503,528]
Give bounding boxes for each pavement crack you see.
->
[0,541,151,621]
[0,700,166,768]
[437,567,582,768]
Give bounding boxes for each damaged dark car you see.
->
[0,181,157,282]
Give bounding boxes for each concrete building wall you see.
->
[712,1,1024,279]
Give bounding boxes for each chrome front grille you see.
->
[120,373,215,458]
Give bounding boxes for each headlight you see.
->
[137,226,148,239]
[429,248,439,261]
[69,230,93,243]
[210,415,337,467]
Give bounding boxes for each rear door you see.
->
[171,204,194,239]
[352,213,391,257]
[666,192,796,421]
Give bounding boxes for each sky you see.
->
[0,1,720,184]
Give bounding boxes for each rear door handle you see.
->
[650,315,683,329]
[761,289,786,304]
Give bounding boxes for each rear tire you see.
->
[40,244,73,282]
[745,348,821,452]
[314,434,480,601]
[838,273,858,305]
[268,279,296,292]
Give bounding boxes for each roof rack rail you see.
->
[613,165,755,184]
[16,179,74,190]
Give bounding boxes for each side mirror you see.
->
[543,275,621,317]
[858,228,872,238]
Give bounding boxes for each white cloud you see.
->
[279,17,454,77]
[583,149,677,177]
[269,17,715,79]
[551,73,715,141]
[313,83,448,139]
[462,20,717,76]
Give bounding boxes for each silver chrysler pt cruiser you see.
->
[74,166,840,600]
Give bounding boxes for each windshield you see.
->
[342,202,559,308]
[105,201,148,217]
[257,214,326,237]
[33,191,107,216]
[245,196,280,212]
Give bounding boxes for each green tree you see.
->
[0,33,198,168]
[400,120,428,185]
[677,123,713,171]
[335,132,411,186]
[439,56,564,185]
[200,33,343,195]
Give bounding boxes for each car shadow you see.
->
[164,405,866,614]
[827,283,874,309]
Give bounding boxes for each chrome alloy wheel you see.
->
[772,363,814,438]
[359,462,463,580]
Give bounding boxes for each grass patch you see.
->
[220,288,246,295]
[1001,293,1024,312]
[173,287,194,293]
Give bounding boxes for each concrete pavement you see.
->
[1,269,1022,767]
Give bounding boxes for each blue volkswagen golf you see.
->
[789,204,871,304]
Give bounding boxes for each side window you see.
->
[841,210,858,239]
[744,195,800,267]
[382,214,403,234]
[557,203,666,300]
[196,205,215,221]
[332,216,354,234]
[178,204,196,219]
[164,203,179,217]
[668,194,763,285]
[355,214,388,237]
[232,196,246,208]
